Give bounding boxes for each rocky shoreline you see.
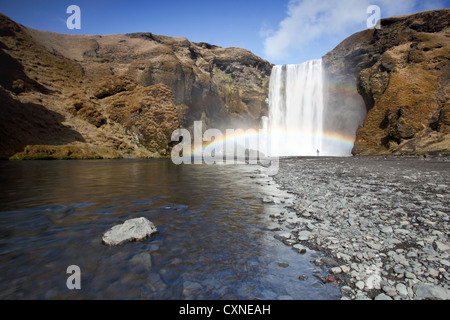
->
[268,156,450,300]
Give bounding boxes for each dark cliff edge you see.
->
[0,13,272,159]
[323,9,450,156]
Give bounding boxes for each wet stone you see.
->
[102,218,158,246]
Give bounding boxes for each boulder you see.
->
[102,217,158,246]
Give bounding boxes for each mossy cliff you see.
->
[0,13,272,160]
[323,9,450,156]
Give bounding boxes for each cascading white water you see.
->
[267,59,324,157]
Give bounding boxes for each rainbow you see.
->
[187,128,356,157]
[322,80,358,96]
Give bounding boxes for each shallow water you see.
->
[0,159,340,300]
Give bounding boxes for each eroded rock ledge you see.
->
[323,9,450,156]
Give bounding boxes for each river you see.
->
[0,159,340,300]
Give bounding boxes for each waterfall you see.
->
[267,59,324,157]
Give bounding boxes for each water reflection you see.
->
[0,160,340,300]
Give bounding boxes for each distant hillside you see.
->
[0,13,272,159]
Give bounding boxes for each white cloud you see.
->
[259,20,275,38]
[262,0,442,62]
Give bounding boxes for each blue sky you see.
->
[0,0,448,65]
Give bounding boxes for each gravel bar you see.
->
[270,156,450,300]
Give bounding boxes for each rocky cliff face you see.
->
[0,13,272,159]
[323,9,450,156]
[24,27,273,130]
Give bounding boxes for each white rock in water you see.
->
[102,217,158,246]
[297,230,312,241]
[278,233,292,240]
[262,197,274,203]
[293,244,307,254]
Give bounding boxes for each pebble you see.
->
[341,286,352,293]
[293,244,307,254]
[381,226,393,234]
[413,283,450,300]
[331,267,342,274]
[396,283,408,297]
[298,275,308,281]
[375,293,393,300]
[355,281,365,290]
[340,265,350,273]
[434,241,450,252]
[297,231,311,241]
[383,285,397,297]
[278,233,292,240]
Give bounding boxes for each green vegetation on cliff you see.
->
[323,9,450,156]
